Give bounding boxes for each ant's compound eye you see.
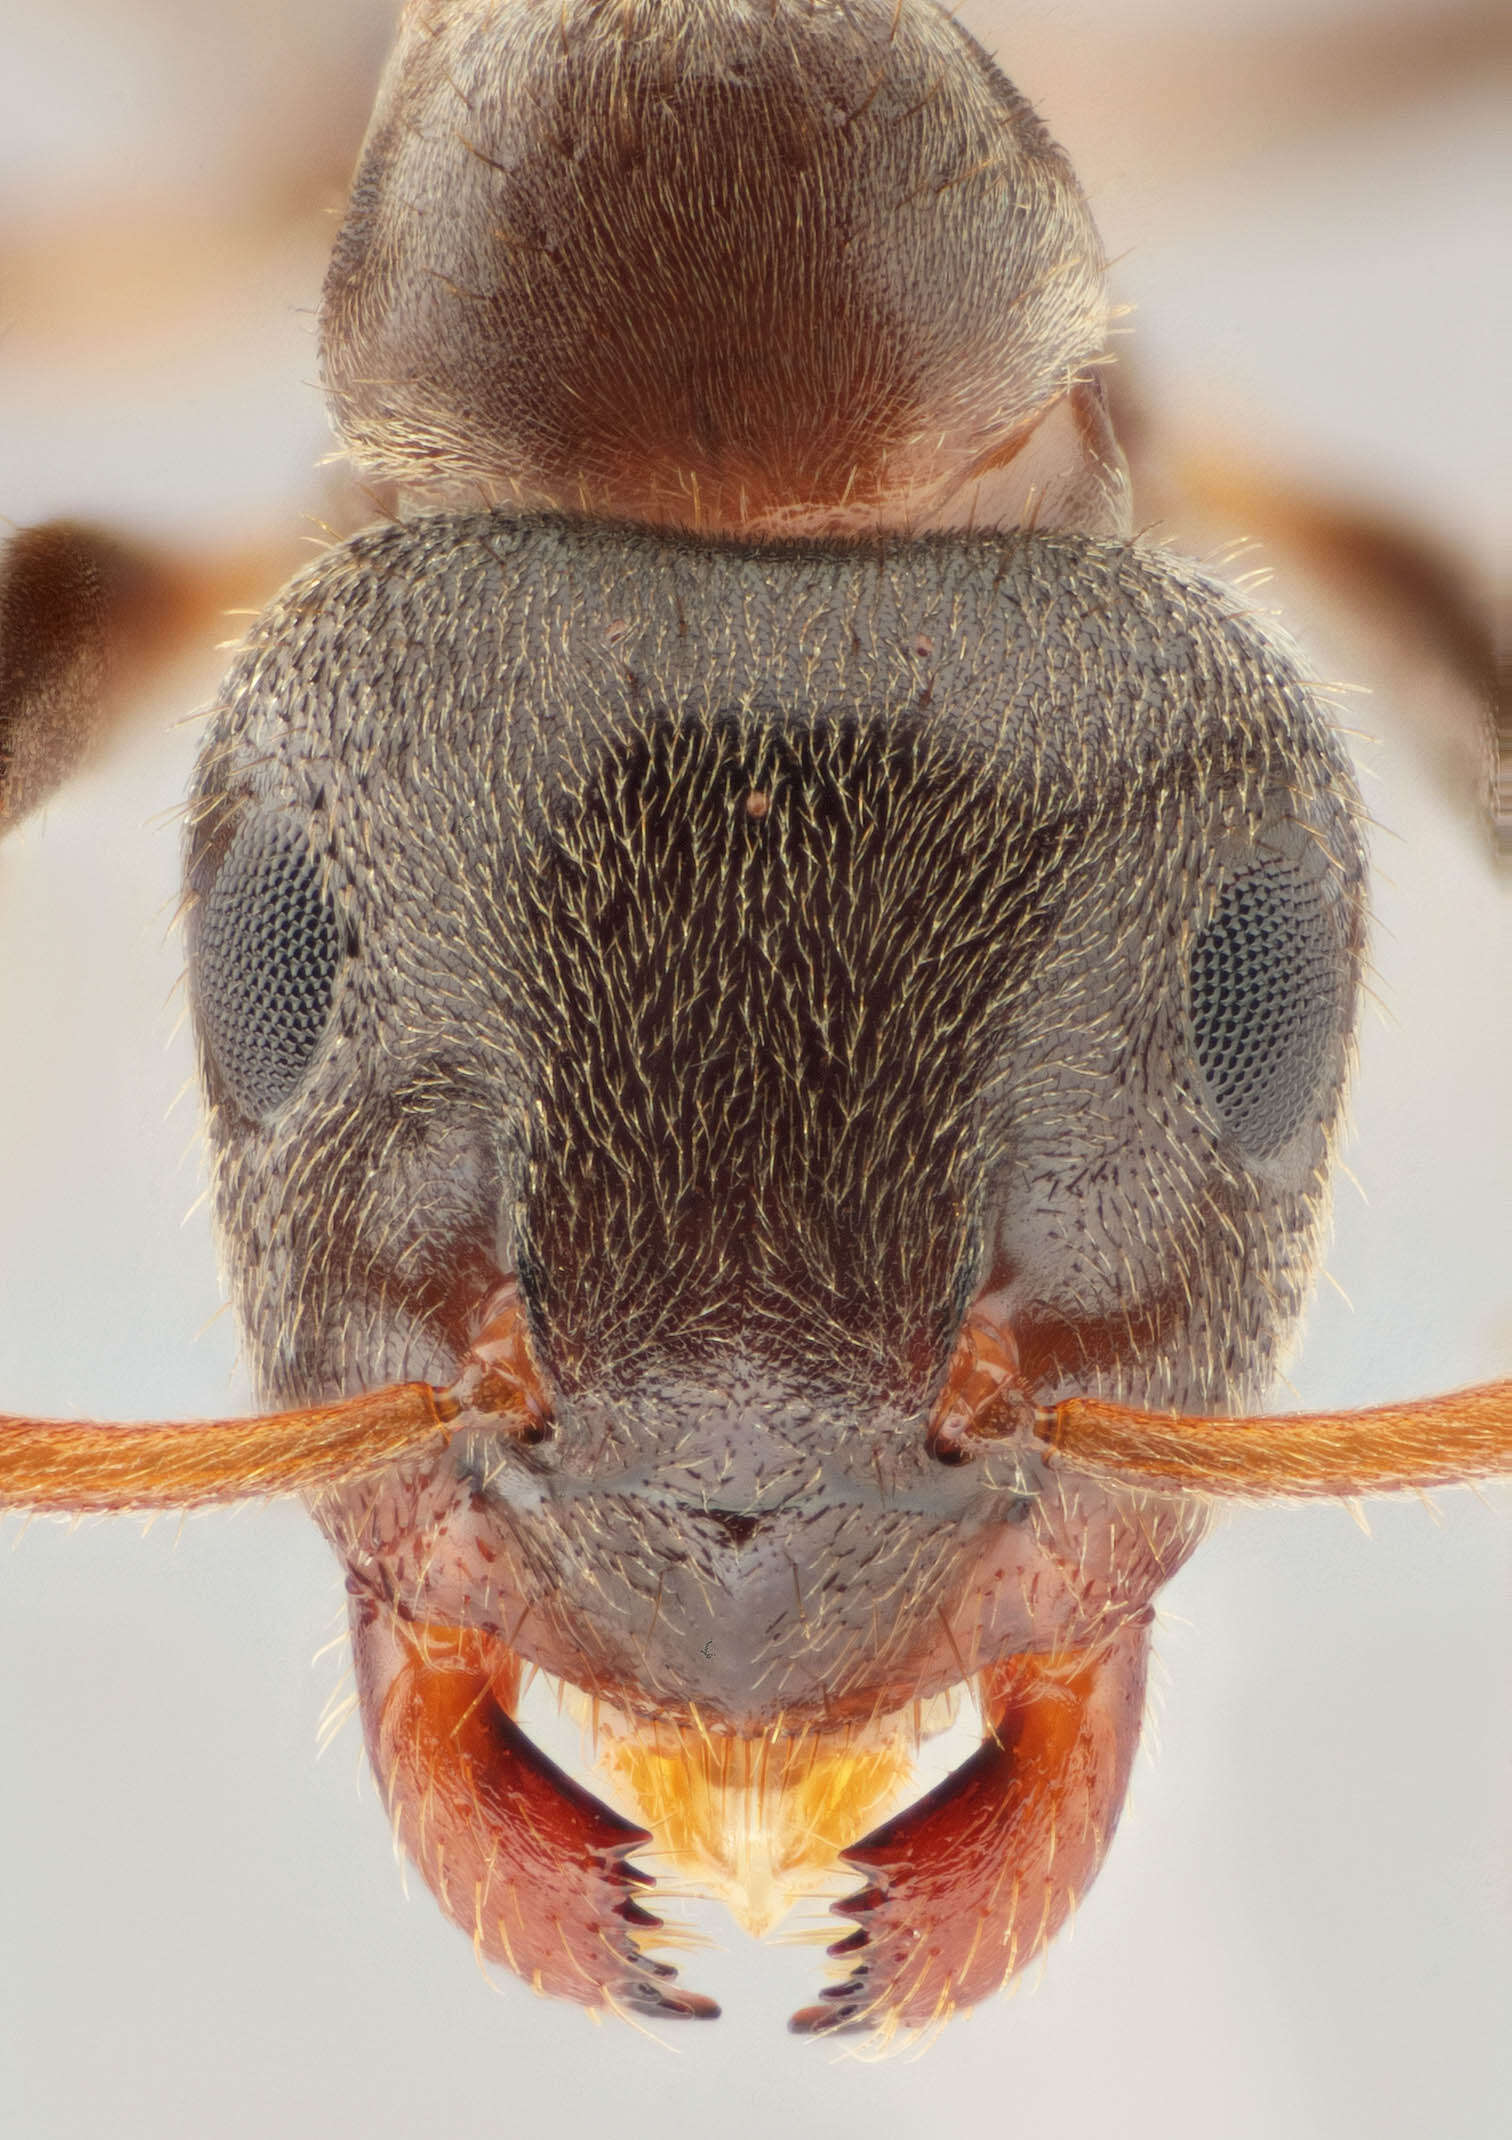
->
[1188,853,1343,1160]
[194,810,342,1121]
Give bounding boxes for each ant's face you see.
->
[0,0,1502,2113]
[187,510,1364,1725]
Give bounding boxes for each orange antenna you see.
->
[1033,1378,1512,1500]
[0,1289,548,1516]
[0,1382,456,1514]
[0,1331,555,1516]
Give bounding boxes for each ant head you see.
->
[185,518,1365,1436]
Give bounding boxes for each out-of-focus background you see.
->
[0,2,1506,2135]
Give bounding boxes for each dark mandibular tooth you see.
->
[833,1882,887,1915]
[604,1856,656,1887]
[789,2000,865,2035]
[624,1983,721,2020]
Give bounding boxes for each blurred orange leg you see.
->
[351,1604,718,2018]
[793,1616,1149,2034]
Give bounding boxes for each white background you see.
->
[0,3,1506,2135]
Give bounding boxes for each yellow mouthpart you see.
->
[561,1689,962,1937]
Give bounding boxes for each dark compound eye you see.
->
[1188,854,1343,1160]
[194,810,343,1120]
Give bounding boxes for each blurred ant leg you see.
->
[0,519,301,837]
[351,1601,718,2019]
[1,522,185,832]
[1176,449,1498,850]
[1110,362,1499,850]
[792,1616,1149,2036]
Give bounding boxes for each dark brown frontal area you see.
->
[514,712,1062,1402]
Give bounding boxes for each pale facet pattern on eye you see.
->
[1189,855,1342,1159]
[195,809,341,1120]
